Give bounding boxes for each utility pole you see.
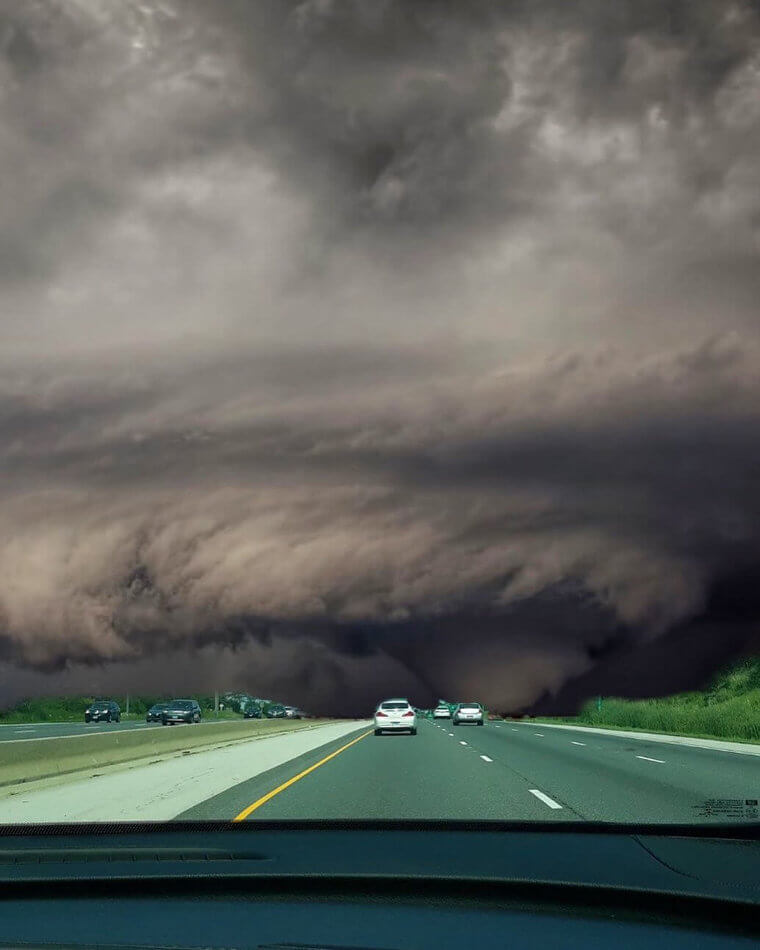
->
[126,693,130,716]
[214,690,219,719]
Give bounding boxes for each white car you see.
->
[433,705,451,719]
[374,699,417,735]
[453,702,484,726]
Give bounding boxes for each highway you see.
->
[0,719,162,741]
[2,717,760,823]
[182,717,760,823]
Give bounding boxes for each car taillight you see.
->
[376,711,388,717]
[402,710,414,717]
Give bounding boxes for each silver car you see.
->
[374,698,417,735]
[453,702,484,726]
[433,704,451,719]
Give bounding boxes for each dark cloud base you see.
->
[0,1,759,713]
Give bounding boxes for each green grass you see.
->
[533,657,760,744]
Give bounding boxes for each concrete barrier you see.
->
[0,719,340,787]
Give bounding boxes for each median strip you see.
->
[0,719,344,788]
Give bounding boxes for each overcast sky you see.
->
[1,0,759,714]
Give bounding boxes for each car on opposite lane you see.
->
[243,703,262,719]
[84,700,121,723]
[433,704,451,719]
[453,702,484,726]
[374,698,417,735]
[265,704,287,719]
[146,702,169,723]
[161,700,202,725]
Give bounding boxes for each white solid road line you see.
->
[636,755,665,763]
[529,789,563,809]
[480,755,493,762]
[459,740,467,745]
[571,741,586,746]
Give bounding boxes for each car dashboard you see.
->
[0,821,758,949]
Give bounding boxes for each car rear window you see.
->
[460,704,481,711]
[380,701,409,710]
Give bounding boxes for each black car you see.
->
[265,703,287,719]
[161,700,202,725]
[84,700,120,723]
[146,702,169,723]
[243,704,262,719]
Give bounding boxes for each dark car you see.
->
[84,700,120,723]
[265,703,287,719]
[243,704,262,719]
[161,700,202,725]
[146,702,169,723]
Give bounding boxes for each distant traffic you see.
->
[374,699,488,735]
[78,694,309,726]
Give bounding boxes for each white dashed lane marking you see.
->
[480,755,493,762]
[636,755,665,764]
[529,789,563,809]
[571,741,586,746]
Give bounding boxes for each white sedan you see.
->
[374,699,417,735]
[433,705,451,719]
[453,703,484,726]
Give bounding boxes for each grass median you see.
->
[0,719,340,787]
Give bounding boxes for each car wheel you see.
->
[410,728,417,735]
[374,729,382,736]
[106,713,112,723]
[478,720,484,726]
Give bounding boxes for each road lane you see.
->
[0,718,248,742]
[440,719,760,822]
[181,719,575,821]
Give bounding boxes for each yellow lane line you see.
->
[233,729,373,821]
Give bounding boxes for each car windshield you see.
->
[1,1,759,835]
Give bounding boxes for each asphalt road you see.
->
[0,718,236,741]
[181,718,760,823]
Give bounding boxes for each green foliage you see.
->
[564,657,760,742]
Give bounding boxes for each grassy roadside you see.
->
[530,658,760,744]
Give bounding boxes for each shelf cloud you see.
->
[0,1,759,713]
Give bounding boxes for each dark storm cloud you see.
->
[0,1,759,712]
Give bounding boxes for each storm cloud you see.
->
[0,1,759,714]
